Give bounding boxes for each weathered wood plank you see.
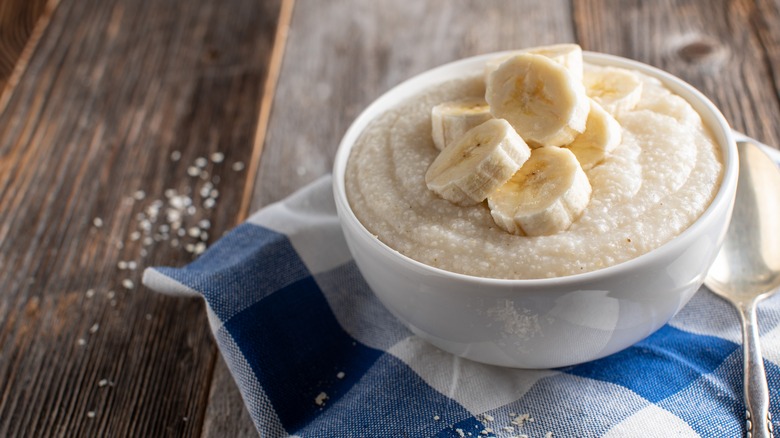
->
[751,0,780,144]
[0,0,281,436]
[573,0,780,147]
[200,356,257,438]
[251,0,575,210]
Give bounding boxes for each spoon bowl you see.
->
[704,140,780,438]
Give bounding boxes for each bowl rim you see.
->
[332,50,738,286]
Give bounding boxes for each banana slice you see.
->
[583,66,643,115]
[486,53,590,147]
[566,99,622,170]
[488,146,592,236]
[431,98,493,151]
[426,118,531,206]
[484,44,584,82]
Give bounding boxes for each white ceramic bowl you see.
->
[332,52,738,368]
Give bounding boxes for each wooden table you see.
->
[1,0,779,436]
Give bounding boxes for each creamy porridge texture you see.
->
[345,55,723,279]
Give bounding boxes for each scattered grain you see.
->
[194,242,206,255]
[210,152,225,163]
[314,392,328,406]
[510,413,533,428]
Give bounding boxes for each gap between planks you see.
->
[199,1,295,435]
[237,0,296,222]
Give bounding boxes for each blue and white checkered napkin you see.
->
[144,142,780,437]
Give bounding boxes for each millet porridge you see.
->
[345,61,723,279]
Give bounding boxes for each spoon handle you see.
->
[740,300,773,438]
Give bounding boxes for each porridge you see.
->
[345,46,723,279]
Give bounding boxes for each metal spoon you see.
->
[705,140,780,438]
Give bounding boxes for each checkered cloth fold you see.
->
[144,134,780,437]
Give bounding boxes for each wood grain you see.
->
[200,356,257,437]
[573,0,780,147]
[0,0,281,436]
[0,0,50,90]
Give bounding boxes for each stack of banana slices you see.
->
[425,44,643,236]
